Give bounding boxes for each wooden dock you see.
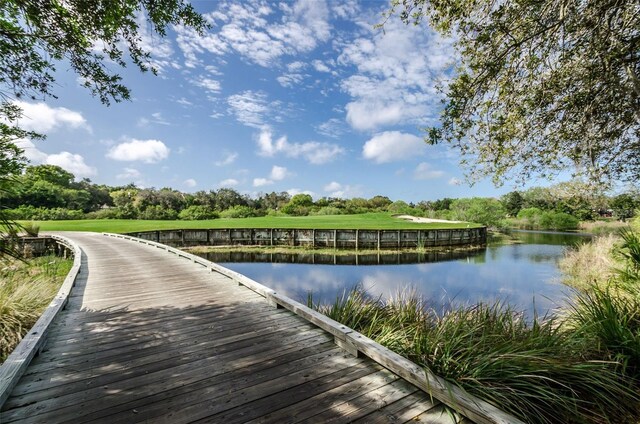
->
[0,232,515,423]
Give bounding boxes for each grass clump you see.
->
[559,233,620,290]
[0,255,72,362]
[311,284,640,423]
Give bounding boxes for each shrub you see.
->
[178,205,219,220]
[517,207,543,220]
[138,205,178,220]
[309,206,343,216]
[5,206,84,220]
[219,205,257,218]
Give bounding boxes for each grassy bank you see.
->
[26,213,479,233]
[309,227,640,423]
[0,255,72,362]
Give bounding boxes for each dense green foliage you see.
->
[4,165,639,234]
[388,0,640,185]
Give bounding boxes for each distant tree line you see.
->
[3,165,639,230]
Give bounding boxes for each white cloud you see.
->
[193,76,221,94]
[338,18,454,131]
[287,188,316,197]
[219,178,239,187]
[448,177,463,186]
[117,167,142,180]
[362,131,426,163]
[312,59,331,73]
[227,91,270,128]
[45,152,97,178]
[413,162,445,180]
[175,0,331,68]
[253,178,273,187]
[176,97,193,106]
[270,165,290,181]
[316,118,345,138]
[214,151,238,166]
[331,0,360,19]
[13,101,91,133]
[138,112,170,127]
[135,12,177,73]
[15,139,47,163]
[324,181,342,192]
[15,139,96,179]
[256,128,344,164]
[184,178,197,188]
[322,181,363,198]
[106,138,170,163]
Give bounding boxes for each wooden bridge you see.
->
[0,232,519,424]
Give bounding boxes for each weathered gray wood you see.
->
[0,235,81,407]
[1,232,511,424]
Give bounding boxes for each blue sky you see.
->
[15,0,541,202]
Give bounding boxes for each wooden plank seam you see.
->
[100,233,523,424]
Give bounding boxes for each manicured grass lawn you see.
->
[29,213,480,233]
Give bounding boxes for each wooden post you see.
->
[250,228,254,245]
[270,229,274,246]
[377,230,381,250]
[333,230,337,249]
[397,230,401,249]
[312,229,316,248]
[355,229,359,250]
[156,231,160,242]
[417,230,421,248]
[228,229,233,245]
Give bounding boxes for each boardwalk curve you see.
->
[0,232,519,423]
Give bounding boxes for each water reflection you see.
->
[194,232,589,318]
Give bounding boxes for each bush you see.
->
[219,205,257,218]
[539,212,579,231]
[309,206,343,216]
[5,206,84,220]
[178,205,219,220]
[517,207,543,220]
[138,205,178,220]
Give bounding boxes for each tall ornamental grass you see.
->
[312,282,640,423]
[0,256,71,362]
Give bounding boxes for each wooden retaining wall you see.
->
[17,236,74,258]
[126,227,487,249]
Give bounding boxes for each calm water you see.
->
[196,231,590,317]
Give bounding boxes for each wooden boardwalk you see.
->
[0,232,468,424]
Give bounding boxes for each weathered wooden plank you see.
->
[3,340,341,423]
[200,363,381,424]
[311,378,421,423]
[6,332,334,415]
[350,391,442,424]
[244,368,398,424]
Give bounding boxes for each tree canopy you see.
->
[387,0,639,186]
[0,0,207,256]
[0,0,207,173]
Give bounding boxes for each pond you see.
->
[194,231,591,318]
